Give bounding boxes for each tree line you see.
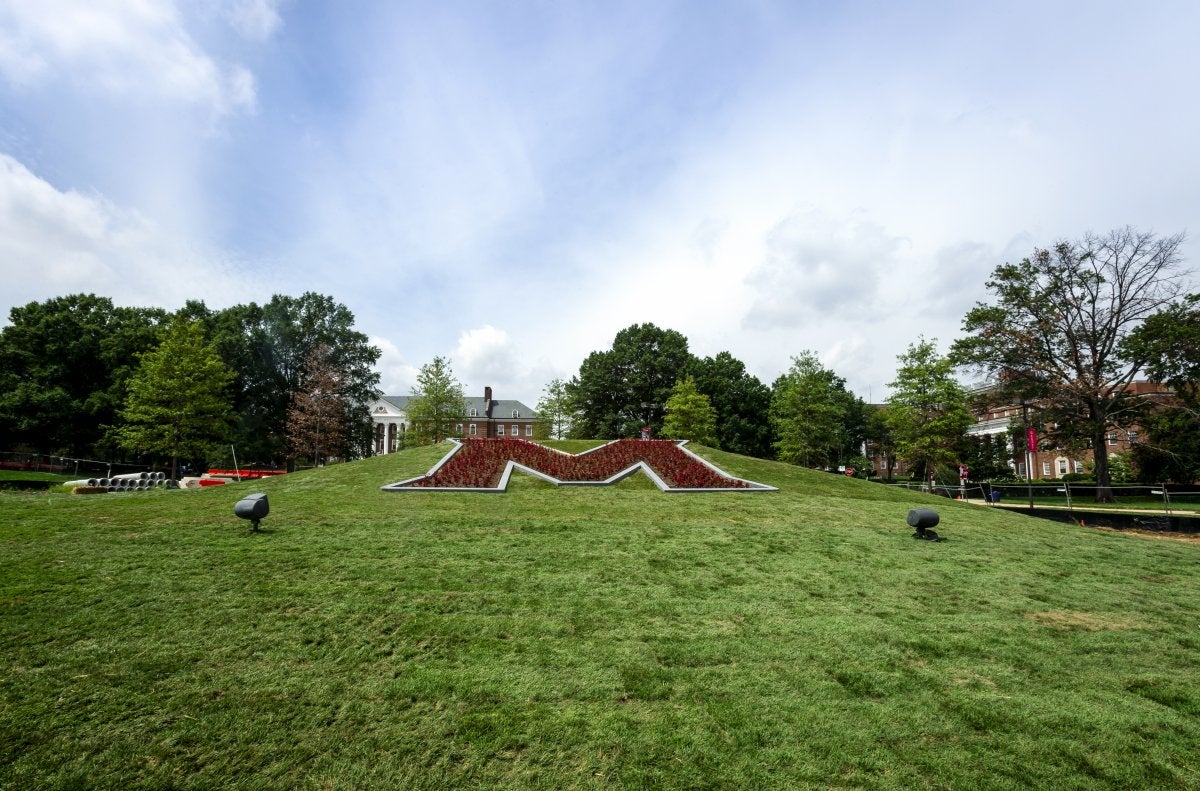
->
[541,227,1195,501]
[532,321,961,482]
[0,292,381,476]
[3,226,1193,499]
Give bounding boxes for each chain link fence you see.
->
[0,451,154,478]
[887,480,1200,516]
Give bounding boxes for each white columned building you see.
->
[367,388,540,453]
[367,396,414,454]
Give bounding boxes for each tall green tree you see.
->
[0,294,165,456]
[886,338,972,481]
[186,293,381,464]
[1123,294,1200,482]
[952,227,1186,501]
[958,433,1016,481]
[689,351,773,458]
[568,323,693,439]
[286,344,350,466]
[770,351,861,468]
[535,378,576,440]
[865,406,898,480]
[408,356,465,443]
[661,375,718,446]
[110,320,235,479]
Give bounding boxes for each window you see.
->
[497,424,505,436]
[1042,461,1051,476]
[455,423,463,435]
[1074,460,1084,474]
[512,424,518,436]
[1057,459,1068,475]
[470,408,477,417]
[1018,462,1026,476]
[512,409,519,418]
[525,425,533,437]
[469,424,477,436]
[1127,431,1139,444]
[1107,432,1117,445]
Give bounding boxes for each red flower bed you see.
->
[403,438,750,490]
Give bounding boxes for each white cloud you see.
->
[3,2,1198,412]
[0,0,256,114]
[743,211,908,330]
[369,335,419,395]
[452,325,519,389]
[0,153,262,316]
[224,0,283,40]
[823,335,872,382]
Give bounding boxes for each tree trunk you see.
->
[1092,425,1115,503]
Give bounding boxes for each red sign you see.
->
[1026,428,1039,452]
[844,467,855,477]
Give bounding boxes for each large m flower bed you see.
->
[381,438,776,493]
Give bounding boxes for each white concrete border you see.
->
[380,439,777,493]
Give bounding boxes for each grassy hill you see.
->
[2,444,1199,790]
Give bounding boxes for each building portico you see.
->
[368,396,413,454]
[367,388,541,454]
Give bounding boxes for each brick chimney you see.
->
[484,386,493,419]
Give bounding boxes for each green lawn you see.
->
[2,445,1199,790]
[0,470,76,483]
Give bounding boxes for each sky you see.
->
[2,1,1198,405]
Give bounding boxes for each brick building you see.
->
[369,386,539,454]
[866,381,1170,481]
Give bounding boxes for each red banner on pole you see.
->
[1026,428,1038,452]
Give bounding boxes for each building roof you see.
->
[377,394,537,418]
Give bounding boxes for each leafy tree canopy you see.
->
[952,227,1186,500]
[0,292,380,467]
[109,319,235,478]
[286,344,351,466]
[864,405,898,480]
[661,375,718,446]
[886,338,972,480]
[1123,294,1200,482]
[1124,294,1200,402]
[535,378,576,440]
[182,293,381,464]
[689,351,773,458]
[568,323,692,439]
[408,356,465,443]
[770,351,862,469]
[0,294,166,456]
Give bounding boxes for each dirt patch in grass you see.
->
[948,669,1001,689]
[1025,610,1145,632]
[1088,526,1200,543]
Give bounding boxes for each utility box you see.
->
[234,492,269,530]
[906,508,939,529]
[907,508,942,541]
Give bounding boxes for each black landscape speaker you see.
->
[234,492,269,531]
[907,508,942,541]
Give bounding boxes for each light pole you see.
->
[1021,398,1035,510]
[312,388,323,467]
[640,402,658,439]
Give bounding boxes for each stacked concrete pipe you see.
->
[65,472,173,492]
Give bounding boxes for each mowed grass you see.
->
[2,445,1199,790]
